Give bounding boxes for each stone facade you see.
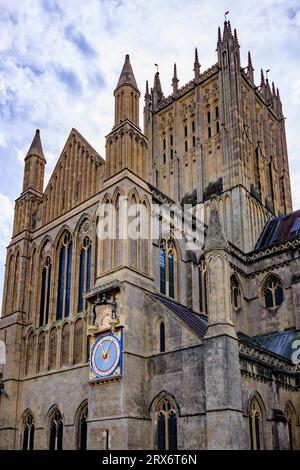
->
[0,21,299,450]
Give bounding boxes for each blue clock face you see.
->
[91,333,121,378]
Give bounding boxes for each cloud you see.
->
[54,65,83,95]
[64,25,97,58]
[0,0,299,304]
[0,193,14,312]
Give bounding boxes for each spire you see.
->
[194,47,201,80]
[25,129,46,162]
[277,87,281,103]
[23,129,46,194]
[260,69,265,87]
[172,63,179,95]
[217,26,222,44]
[145,80,150,99]
[272,81,276,97]
[115,54,139,93]
[153,71,163,97]
[233,28,239,46]
[248,51,253,70]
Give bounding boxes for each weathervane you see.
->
[266,69,270,80]
[154,63,159,73]
[224,10,229,21]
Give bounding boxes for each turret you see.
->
[114,54,140,128]
[105,55,148,181]
[22,129,46,194]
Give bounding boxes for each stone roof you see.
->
[25,129,46,162]
[115,54,139,92]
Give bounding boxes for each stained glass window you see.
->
[78,237,92,313]
[77,404,88,450]
[160,239,176,299]
[249,398,264,450]
[56,232,73,320]
[39,257,51,326]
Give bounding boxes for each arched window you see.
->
[285,404,296,450]
[208,127,211,139]
[56,232,73,320]
[154,397,178,450]
[159,321,165,353]
[39,257,52,326]
[249,397,264,450]
[199,259,207,314]
[49,409,63,450]
[77,404,88,450]
[78,237,92,313]
[160,239,176,299]
[22,412,35,450]
[231,275,241,309]
[262,275,283,308]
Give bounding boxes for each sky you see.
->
[0,0,300,309]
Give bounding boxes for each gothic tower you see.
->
[105,54,148,181]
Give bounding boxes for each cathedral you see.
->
[0,20,300,450]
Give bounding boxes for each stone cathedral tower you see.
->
[0,22,299,451]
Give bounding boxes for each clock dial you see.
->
[91,334,121,378]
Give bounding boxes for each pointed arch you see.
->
[12,249,21,311]
[140,196,151,275]
[73,318,84,365]
[248,392,266,450]
[150,392,180,451]
[284,401,297,450]
[75,400,88,450]
[48,327,58,370]
[261,273,283,309]
[48,407,64,450]
[230,273,242,309]
[61,321,71,367]
[37,330,46,374]
[25,330,35,377]
[5,251,14,313]
[27,245,37,322]
[56,230,73,320]
[159,238,177,299]
[21,409,35,450]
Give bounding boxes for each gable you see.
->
[40,129,105,225]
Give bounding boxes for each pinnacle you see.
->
[115,54,139,92]
[25,129,46,162]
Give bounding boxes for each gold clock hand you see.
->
[105,338,113,357]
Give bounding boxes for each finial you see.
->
[217,26,222,44]
[272,81,276,97]
[194,47,200,80]
[146,80,149,95]
[172,63,179,94]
